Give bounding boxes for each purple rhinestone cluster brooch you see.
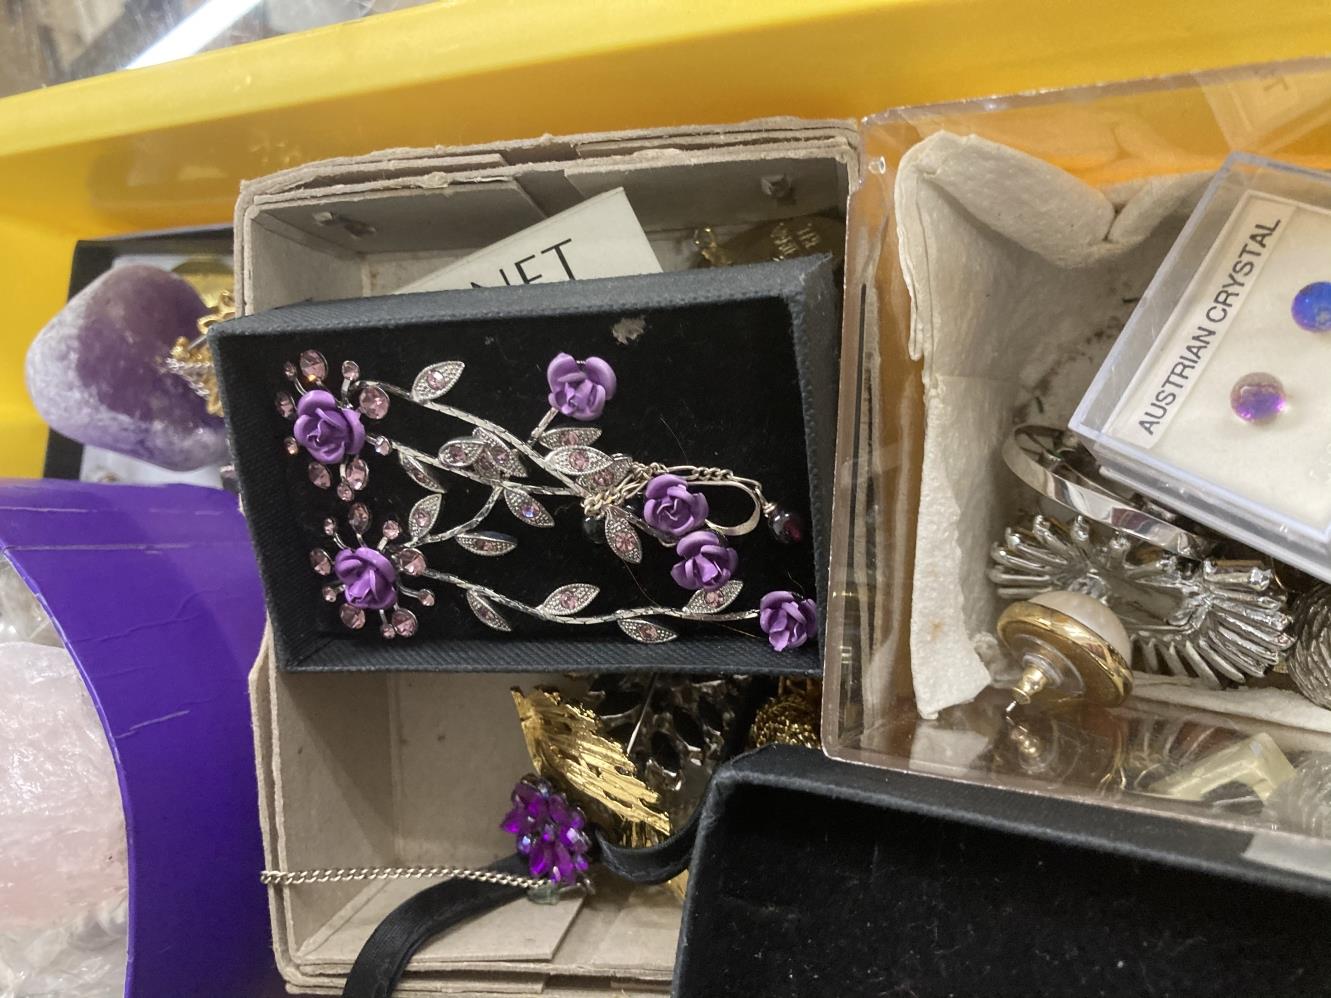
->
[280,349,817,652]
[501,776,592,886]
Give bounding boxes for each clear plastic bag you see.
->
[0,557,127,998]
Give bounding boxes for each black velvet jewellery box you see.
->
[678,746,1331,998]
[211,257,839,677]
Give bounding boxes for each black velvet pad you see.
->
[679,747,1331,998]
[212,259,838,675]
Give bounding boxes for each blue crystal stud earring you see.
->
[1292,281,1331,332]
[1230,372,1287,424]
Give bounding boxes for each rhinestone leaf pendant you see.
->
[408,494,442,539]
[456,531,518,557]
[686,580,743,614]
[604,512,642,563]
[538,426,602,448]
[505,489,554,527]
[399,453,446,492]
[619,619,677,644]
[439,437,486,468]
[545,446,612,475]
[412,361,465,401]
[467,591,512,631]
[580,455,633,491]
[540,584,599,616]
[473,428,528,479]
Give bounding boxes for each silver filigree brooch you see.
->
[989,514,1293,685]
[277,349,816,650]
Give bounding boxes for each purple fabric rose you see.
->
[670,530,738,592]
[294,389,365,464]
[334,546,398,610]
[643,474,709,537]
[547,353,617,422]
[759,590,818,652]
[501,777,592,885]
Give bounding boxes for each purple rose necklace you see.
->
[280,349,815,651]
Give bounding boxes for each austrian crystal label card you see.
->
[1105,189,1331,530]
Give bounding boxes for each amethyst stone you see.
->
[25,265,228,470]
[1292,281,1331,332]
[501,776,592,885]
[1230,372,1287,424]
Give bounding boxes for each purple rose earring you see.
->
[643,474,709,536]
[310,503,430,638]
[278,352,376,500]
[759,591,818,652]
[280,348,817,652]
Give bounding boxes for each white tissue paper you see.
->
[894,132,1208,718]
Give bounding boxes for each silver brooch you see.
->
[989,514,1293,685]
[277,349,816,650]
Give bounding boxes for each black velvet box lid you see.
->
[677,747,1331,997]
[212,258,838,675]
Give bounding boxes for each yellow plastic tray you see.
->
[2,0,1330,475]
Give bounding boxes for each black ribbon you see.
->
[341,853,531,998]
[341,821,700,998]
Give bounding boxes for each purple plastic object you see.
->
[0,480,282,998]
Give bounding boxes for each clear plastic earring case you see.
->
[1073,152,1331,582]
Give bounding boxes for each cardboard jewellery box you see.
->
[235,120,858,995]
